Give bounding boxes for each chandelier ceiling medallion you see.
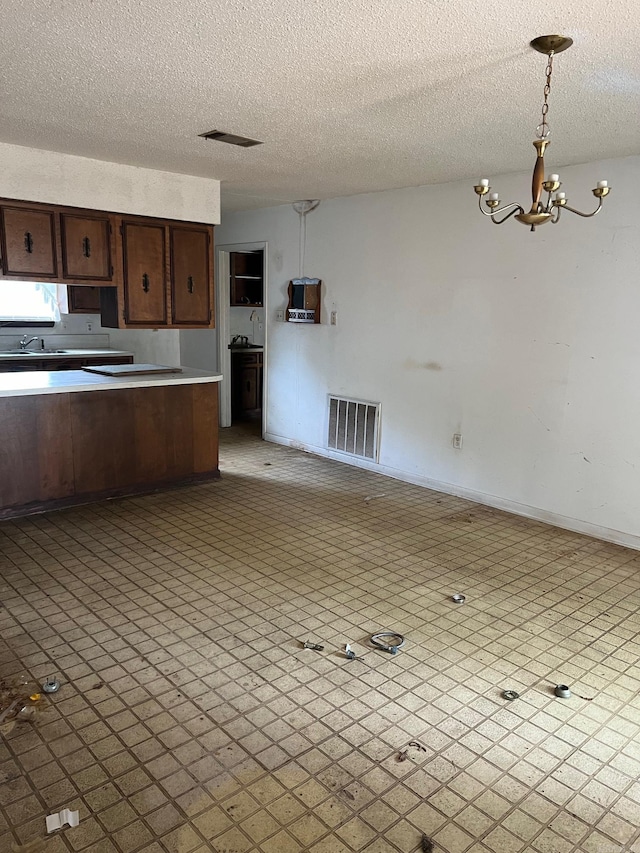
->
[474,35,610,231]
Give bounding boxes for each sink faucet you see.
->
[232,335,249,346]
[19,335,40,351]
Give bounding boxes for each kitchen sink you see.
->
[229,343,262,350]
[0,349,68,355]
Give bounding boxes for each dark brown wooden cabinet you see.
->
[0,196,215,329]
[170,226,212,325]
[0,204,57,278]
[101,217,214,329]
[121,222,167,326]
[0,200,117,285]
[60,213,112,281]
[232,350,263,418]
[0,382,219,519]
[0,354,133,373]
[67,286,102,313]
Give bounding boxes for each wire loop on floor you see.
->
[370,632,405,654]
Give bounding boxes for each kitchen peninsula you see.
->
[0,367,222,519]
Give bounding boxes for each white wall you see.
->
[0,142,220,365]
[107,327,181,366]
[0,142,219,222]
[179,329,218,371]
[216,155,640,547]
[230,306,265,345]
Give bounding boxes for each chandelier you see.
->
[474,35,610,231]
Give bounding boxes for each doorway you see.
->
[216,242,267,433]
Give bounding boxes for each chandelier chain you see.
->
[537,51,554,139]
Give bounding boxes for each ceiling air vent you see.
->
[199,130,262,148]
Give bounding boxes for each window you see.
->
[0,282,66,325]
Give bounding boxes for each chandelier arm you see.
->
[560,199,604,219]
[491,206,526,225]
[550,206,562,224]
[477,197,524,218]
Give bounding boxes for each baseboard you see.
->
[0,469,221,521]
[263,432,640,552]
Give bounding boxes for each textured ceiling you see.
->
[1,0,639,212]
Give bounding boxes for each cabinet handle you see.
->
[82,236,91,258]
[187,275,194,294]
[24,232,34,254]
[142,273,150,292]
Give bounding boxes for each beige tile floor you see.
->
[2,424,640,853]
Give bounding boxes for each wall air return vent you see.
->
[328,395,380,462]
[199,130,263,148]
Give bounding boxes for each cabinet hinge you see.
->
[119,224,124,235]
[110,265,114,276]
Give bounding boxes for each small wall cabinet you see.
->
[287,277,321,323]
[230,250,263,306]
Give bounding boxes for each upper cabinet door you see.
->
[170,226,213,326]
[122,222,167,325]
[0,205,57,278]
[60,213,113,281]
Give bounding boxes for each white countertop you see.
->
[0,348,134,361]
[0,367,223,398]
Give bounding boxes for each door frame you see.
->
[215,241,268,430]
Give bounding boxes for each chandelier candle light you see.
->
[474,35,610,231]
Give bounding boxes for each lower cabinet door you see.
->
[231,353,263,418]
[241,365,259,411]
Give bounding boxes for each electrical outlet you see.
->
[276,310,285,321]
[452,433,463,449]
[330,311,337,326]
[86,322,93,332]
[258,323,264,332]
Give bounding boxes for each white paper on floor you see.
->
[46,809,79,833]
